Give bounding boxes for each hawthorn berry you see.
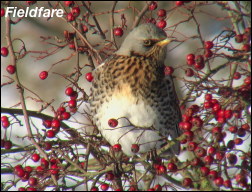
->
[233,72,241,79]
[223,180,232,188]
[64,1,74,7]
[112,144,121,152]
[214,177,224,187]
[16,168,25,177]
[185,68,194,77]
[208,170,218,180]
[2,120,10,129]
[82,24,88,33]
[47,130,56,138]
[1,47,9,57]
[1,8,5,17]
[71,7,80,17]
[31,153,40,162]
[39,71,48,80]
[4,140,12,149]
[113,27,124,37]
[44,142,52,150]
[157,9,166,17]
[105,171,115,181]
[195,147,206,157]
[149,2,158,10]
[200,166,210,176]
[164,66,174,75]
[85,72,94,82]
[131,144,140,153]
[43,120,52,128]
[6,65,16,74]
[167,163,177,171]
[156,164,167,175]
[235,34,243,43]
[28,177,38,186]
[187,142,198,151]
[108,118,118,127]
[182,178,193,187]
[204,41,214,49]
[204,49,213,58]
[156,20,167,29]
[204,155,214,165]
[176,1,184,6]
[65,87,74,96]
[66,13,75,22]
[100,183,109,191]
[68,99,77,108]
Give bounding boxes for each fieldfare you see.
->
[89,23,181,156]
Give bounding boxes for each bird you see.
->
[88,23,181,156]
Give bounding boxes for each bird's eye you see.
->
[143,40,154,47]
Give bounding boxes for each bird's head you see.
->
[116,23,171,62]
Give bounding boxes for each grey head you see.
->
[116,23,170,58]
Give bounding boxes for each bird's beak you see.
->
[156,38,172,47]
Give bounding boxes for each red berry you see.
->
[234,138,243,145]
[26,1,37,5]
[176,1,184,6]
[131,144,140,153]
[4,140,12,149]
[233,72,241,79]
[157,9,166,17]
[64,1,74,7]
[66,13,75,22]
[24,166,33,173]
[61,112,71,120]
[183,131,194,141]
[71,7,80,17]
[228,126,237,133]
[204,101,213,109]
[1,116,8,122]
[156,20,167,29]
[207,147,216,155]
[154,184,162,191]
[215,151,225,161]
[155,164,167,175]
[194,62,205,70]
[187,142,198,151]
[164,66,174,75]
[204,41,214,49]
[65,87,74,96]
[82,24,88,33]
[51,119,60,128]
[46,130,56,138]
[195,55,204,64]
[113,27,124,37]
[217,116,226,124]
[85,72,94,82]
[18,187,26,191]
[1,47,9,56]
[1,8,5,17]
[204,49,213,58]
[26,187,37,191]
[235,34,243,43]
[224,110,233,119]
[182,178,192,187]
[167,163,177,172]
[44,142,52,150]
[237,128,246,137]
[68,99,77,108]
[191,116,203,127]
[28,177,38,186]
[31,154,40,162]
[68,43,75,50]
[149,2,158,10]
[214,177,224,186]
[39,71,48,80]
[212,103,221,112]
[6,65,16,74]
[43,119,52,128]
[70,91,78,100]
[187,59,195,66]
[242,44,250,52]
[90,186,99,191]
[227,153,237,165]
[105,171,115,181]
[108,118,118,127]
[200,166,210,176]
[223,180,232,188]
[195,147,206,157]
[182,122,192,131]
[205,93,212,101]
[112,144,121,152]
[204,155,214,165]
[191,158,202,166]
[2,120,10,129]
[41,158,49,169]
[208,170,218,180]
[187,53,195,61]
[16,168,25,177]
[244,76,251,85]
[185,68,194,77]
[100,183,109,191]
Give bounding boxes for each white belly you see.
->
[96,84,164,156]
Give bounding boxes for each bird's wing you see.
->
[164,75,182,155]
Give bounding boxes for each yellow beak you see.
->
[156,38,171,47]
